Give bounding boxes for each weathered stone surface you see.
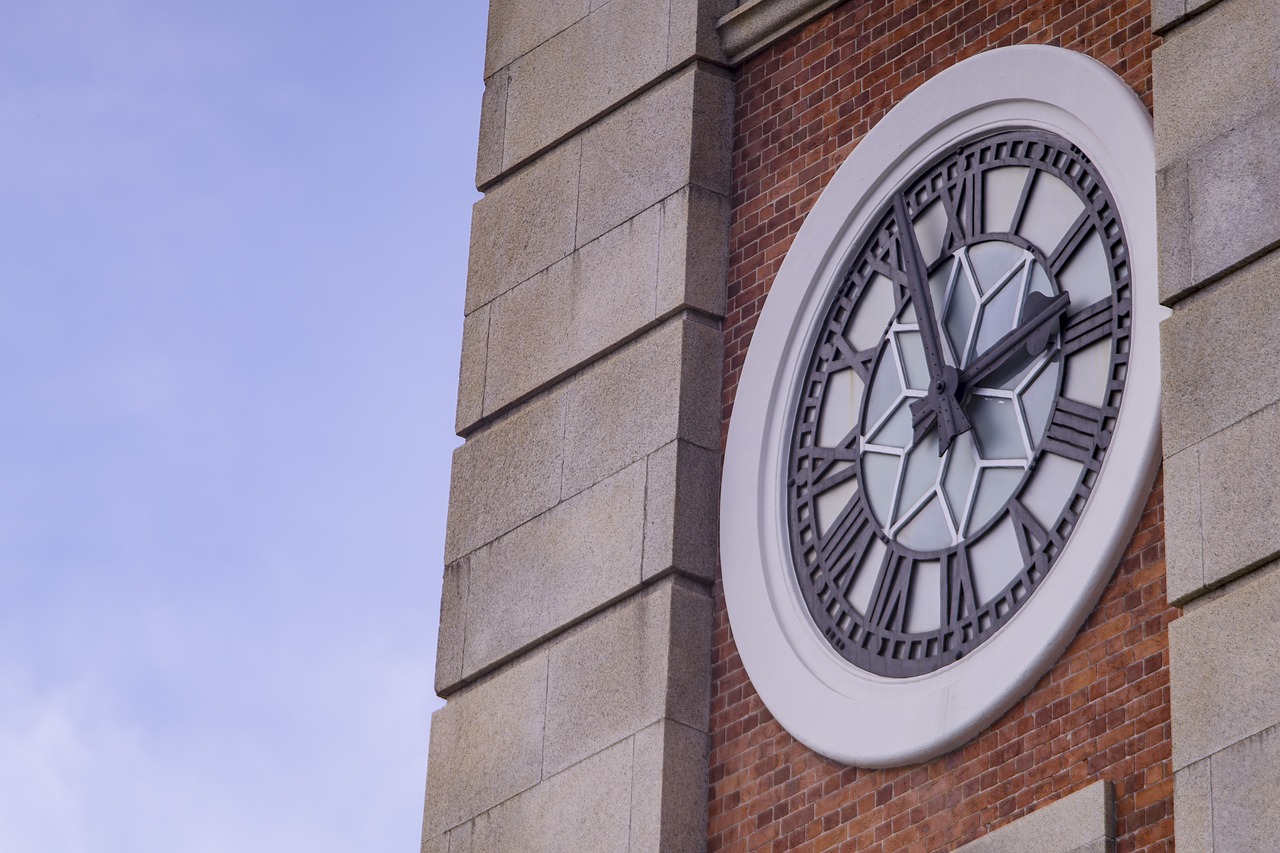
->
[669,0,735,65]
[1151,0,1187,33]
[470,738,633,853]
[1173,758,1213,853]
[460,459,646,680]
[1155,161,1193,306]
[657,185,731,319]
[1169,562,1280,769]
[577,65,734,246]
[422,653,547,837]
[483,0,590,79]
[502,0,670,170]
[434,558,468,695]
[1188,104,1280,284]
[562,316,721,496]
[542,578,712,776]
[1153,0,1280,170]
[1210,726,1280,853]
[951,780,1113,853]
[1198,402,1280,587]
[717,0,845,64]
[446,822,472,853]
[642,440,721,582]
[420,832,447,853]
[629,720,710,853]
[444,390,564,564]
[1160,251,1280,456]
[465,141,579,314]
[475,70,508,190]
[1163,445,1204,606]
[481,205,662,415]
[455,304,488,435]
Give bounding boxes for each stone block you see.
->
[669,0,735,65]
[470,738,634,853]
[577,65,734,246]
[446,822,472,853]
[465,140,579,314]
[455,305,488,436]
[459,459,647,681]
[1153,0,1280,170]
[1188,104,1280,284]
[1160,251,1280,456]
[1169,562,1280,769]
[542,578,713,776]
[501,0,670,170]
[1163,445,1204,606]
[475,71,508,190]
[421,653,547,837]
[642,440,721,582]
[1173,758,1213,853]
[481,205,662,416]
[657,185,731,319]
[1198,402,1280,587]
[717,0,845,64]
[1151,0,1186,33]
[444,390,564,564]
[434,558,468,696]
[483,0,590,79]
[561,316,721,497]
[951,780,1113,853]
[1210,726,1280,853]
[629,720,710,853]
[420,832,447,853]
[1155,161,1194,306]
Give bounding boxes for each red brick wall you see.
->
[712,2,1173,851]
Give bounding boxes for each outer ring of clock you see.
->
[719,45,1162,767]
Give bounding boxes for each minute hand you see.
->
[892,195,970,454]
[961,291,1071,393]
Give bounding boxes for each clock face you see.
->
[720,45,1160,766]
[787,129,1130,677]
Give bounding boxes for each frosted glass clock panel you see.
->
[786,129,1130,678]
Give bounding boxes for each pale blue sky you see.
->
[0,2,484,849]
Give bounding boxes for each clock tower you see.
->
[425,1,1280,851]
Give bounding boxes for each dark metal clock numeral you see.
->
[795,436,860,496]
[1048,209,1095,275]
[817,494,878,583]
[1062,296,1128,357]
[941,547,977,626]
[821,333,878,382]
[1042,399,1108,470]
[867,546,914,633]
[940,167,983,253]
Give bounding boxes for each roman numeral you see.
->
[940,168,983,254]
[817,495,877,583]
[867,547,914,634]
[821,333,877,381]
[1042,398,1107,470]
[1049,209,1095,275]
[795,438,859,496]
[1009,500,1051,566]
[1008,168,1037,234]
[941,547,977,626]
[1062,296,1129,356]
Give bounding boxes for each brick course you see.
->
[713,1,1171,851]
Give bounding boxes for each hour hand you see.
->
[961,291,1071,392]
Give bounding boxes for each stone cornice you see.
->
[716,0,846,65]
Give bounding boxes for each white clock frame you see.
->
[719,45,1163,767]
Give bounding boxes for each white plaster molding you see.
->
[719,45,1163,767]
[716,0,846,65]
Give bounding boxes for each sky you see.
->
[0,2,485,850]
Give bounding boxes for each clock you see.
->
[720,46,1163,766]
